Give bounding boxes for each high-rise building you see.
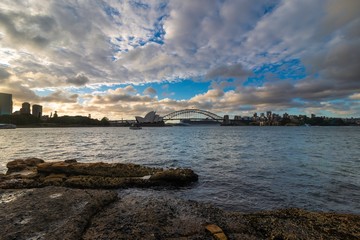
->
[266,111,272,120]
[20,102,31,115]
[32,104,43,118]
[0,92,13,115]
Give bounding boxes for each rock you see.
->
[224,208,360,239]
[149,168,199,185]
[83,189,224,239]
[205,224,228,240]
[0,188,359,239]
[0,186,117,240]
[36,161,161,177]
[6,158,44,175]
[0,159,199,189]
[64,159,77,163]
[83,190,360,239]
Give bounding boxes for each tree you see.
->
[100,117,110,126]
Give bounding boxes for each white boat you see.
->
[129,123,142,130]
[0,124,16,129]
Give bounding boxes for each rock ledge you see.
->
[0,158,198,189]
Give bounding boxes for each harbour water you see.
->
[1,126,359,214]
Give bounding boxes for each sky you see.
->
[0,0,359,120]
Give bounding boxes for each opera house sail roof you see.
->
[135,111,163,123]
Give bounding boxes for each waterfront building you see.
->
[20,102,31,115]
[223,115,230,124]
[266,111,272,120]
[283,113,289,119]
[32,104,43,118]
[0,92,12,115]
[253,112,258,121]
[135,111,163,123]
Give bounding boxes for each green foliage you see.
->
[100,117,110,126]
[305,117,347,126]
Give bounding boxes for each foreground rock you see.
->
[0,158,198,189]
[84,190,360,240]
[1,187,359,240]
[0,187,117,240]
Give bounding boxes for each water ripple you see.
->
[0,126,359,214]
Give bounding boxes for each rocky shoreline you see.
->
[1,159,359,239]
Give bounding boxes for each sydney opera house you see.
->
[135,111,164,124]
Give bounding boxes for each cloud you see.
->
[0,0,359,118]
[41,90,78,103]
[349,93,360,100]
[91,87,154,105]
[205,63,252,80]
[143,87,157,96]
[0,8,57,49]
[0,68,11,80]
[66,74,90,86]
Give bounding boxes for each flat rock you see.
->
[0,188,359,239]
[6,158,44,174]
[0,187,117,240]
[1,158,198,189]
[83,190,360,240]
[225,209,360,239]
[83,189,226,239]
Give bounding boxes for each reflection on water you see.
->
[1,126,359,213]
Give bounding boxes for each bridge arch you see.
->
[162,109,223,121]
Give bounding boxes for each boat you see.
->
[129,123,142,130]
[0,123,16,129]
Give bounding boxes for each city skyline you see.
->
[0,1,359,119]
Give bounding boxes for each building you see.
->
[135,111,163,123]
[223,115,230,124]
[0,92,13,115]
[20,102,31,115]
[32,104,43,118]
[266,111,272,120]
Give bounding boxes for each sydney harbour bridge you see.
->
[161,109,223,122]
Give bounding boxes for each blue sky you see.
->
[0,0,359,119]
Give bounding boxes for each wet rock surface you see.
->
[1,159,359,239]
[0,187,117,240]
[2,187,358,240]
[83,190,360,240]
[0,158,198,189]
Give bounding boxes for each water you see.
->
[1,126,359,214]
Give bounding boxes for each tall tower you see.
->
[20,102,31,115]
[32,104,43,118]
[0,92,13,115]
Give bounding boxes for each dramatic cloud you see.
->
[0,0,359,119]
[206,63,252,80]
[0,68,10,80]
[66,74,90,86]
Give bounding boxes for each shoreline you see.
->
[1,186,359,240]
[1,158,359,239]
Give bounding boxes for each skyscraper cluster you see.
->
[0,92,42,118]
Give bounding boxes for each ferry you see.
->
[0,123,16,129]
[129,123,142,130]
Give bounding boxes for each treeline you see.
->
[305,117,348,126]
[279,117,348,126]
[0,114,41,125]
[0,114,110,126]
